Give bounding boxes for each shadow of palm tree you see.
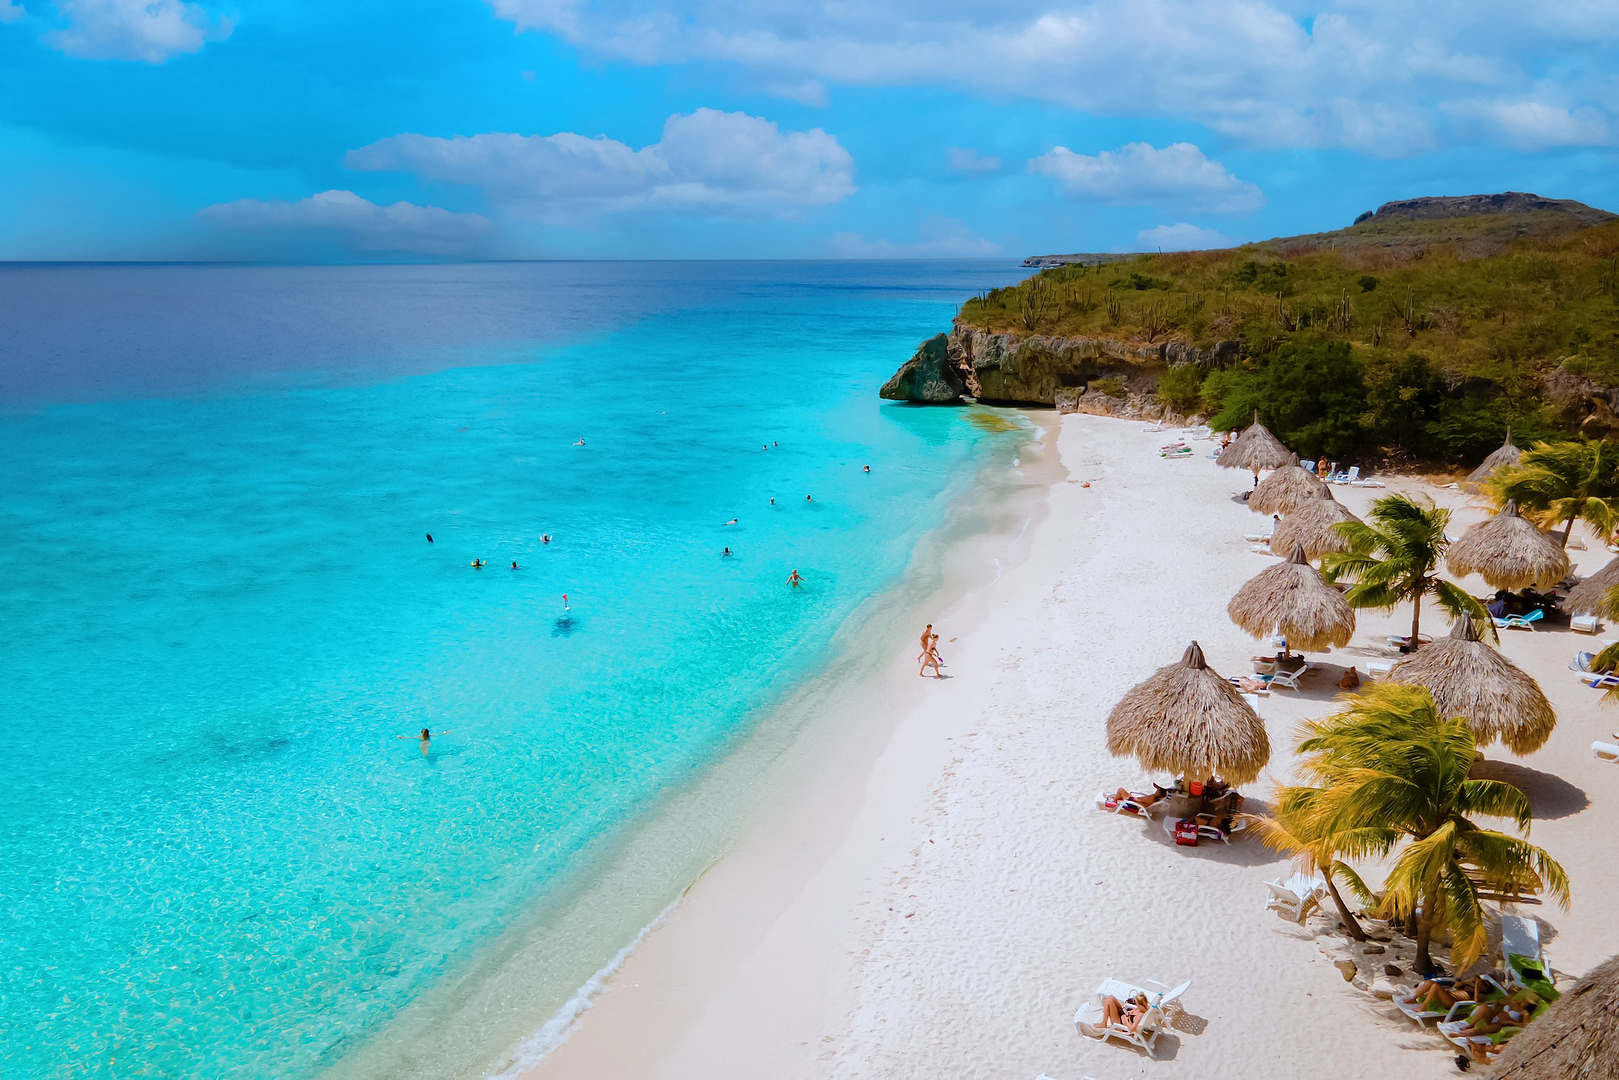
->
[1469,757,1590,819]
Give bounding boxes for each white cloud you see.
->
[197,190,492,256]
[1029,142,1263,213]
[1445,99,1612,150]
[0,2,25,24]
[1135,223,1235,252]
[485,0,1619,155]
[946,147,1001,175]
[828,217,1002,257]
[48,0,231,62]
[346,108,855,220]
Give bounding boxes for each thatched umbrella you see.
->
[1105,641,1270,785]
[1217,413,1293,485]
[1446,500,1570,591]
[1384,617,1557,754]
[1564,555,1619,617]
[1228,543,1356,651]
[1271,485,1362,560]
[1490,953,1619,1079]
[1466,428,1521,489]
[1248,453,1323,516]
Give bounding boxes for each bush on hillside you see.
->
[1156,364,1205,413]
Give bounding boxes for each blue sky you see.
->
[2,0,1617,260]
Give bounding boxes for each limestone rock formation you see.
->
[878,333,966,403]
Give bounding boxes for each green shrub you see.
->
[1359,275,1379,292]
[1156,364,1205,413]
[1089,376,1128,398]
[1363,353,1444,455]
[1211,339,1367,457]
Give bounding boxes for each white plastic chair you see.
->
[1593,740,1619,762]
[1501,915,1552,990]
[1073,978,1191,1058]
[1265,668,1304,692]
[1264,871,1326,922]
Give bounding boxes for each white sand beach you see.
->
[520,412,1619,1080]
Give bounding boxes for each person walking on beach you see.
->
[786,569,803,588]
[919,632,944,679]
[919,624,945,666]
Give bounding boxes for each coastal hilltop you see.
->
[882,192,1619,465]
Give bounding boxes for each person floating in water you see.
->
[772,441,777,447]
[426,533,434,543]
[542,534,551,544]
[722,547,733,557]
[769,498,775,506]
[805,494,813,503]
[398,727,450,755]
[511,561,520,570]
[863,465,871,473]
[471,559,485,569]
[786,569,803,588]
[574,437,586,446]
[563,593,570,611]
[724,518,738,525]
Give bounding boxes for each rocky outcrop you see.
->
[1362,192,1615,228]
[880,325,1243,408]
[879,333,967,402]
[1541,365,1619,437]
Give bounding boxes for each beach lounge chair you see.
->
[1578,671,1619,689]
[1593,741,1619,762]
[1096,790,1159,818]
[1073,978,1190,1057]
[1243,529,1275,542]
[1573,614,1602,634]
[1366,660,1394,677]
[1332,465,1361,485]
[1501,916,1556,993]
[1394,974,1508,1027]
[1263,668,1304,692]
[1493,609,1545,631]
[1263,871,1326,922]
[1571,651,1599,672]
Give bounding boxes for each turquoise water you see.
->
[0,262,1030,1078]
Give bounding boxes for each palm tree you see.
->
[1489,439,1619,548]
[1322,493,1489,645]
[1248,787,1368,941]
[1287,685,1569,973]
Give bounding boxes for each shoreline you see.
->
[517,413,1619,1080]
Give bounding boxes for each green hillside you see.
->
[966,195,1619,464]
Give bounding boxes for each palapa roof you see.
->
[1270,485,1362,559]
[1217,415,1293,473]
[1446,500,1570,591]
[1227,543,1356,652]
[1105,641,1271,785]
[1490,953,1619,1080]
[1384,617,1557,755]
[1248,454,1324,516]
[1564,554,1619,617]
[1466,429,1521,489]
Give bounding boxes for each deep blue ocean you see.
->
[0,261,1032,1079]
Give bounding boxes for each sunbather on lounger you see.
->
[1453,992,1538,1038]
[1110,784,1168,808]
[1101,993,1150,1033]
[1405,976,1482,1013]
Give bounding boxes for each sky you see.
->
[2,0,1618,261]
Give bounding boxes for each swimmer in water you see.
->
[806,494,813,503]
[398,727,450,755]
[562,593,570,611]
[511,561,520,570]
[722,547,733,557]
[471,559,485,569]
[863,465,870,472]
[787,569,803,588]
[542,534,551,544]
[574,437,586,446]
[769,498,775,505]
[772,441,777,447]
[724,518,738,525]
[426,533,434,543]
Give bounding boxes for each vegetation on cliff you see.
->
[962,200,1619,464]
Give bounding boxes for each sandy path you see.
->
[522,413,1619,1080]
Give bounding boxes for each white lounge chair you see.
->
[1264,668,1305,692]
[1073,978,1191,1058]
[1394,974,1508,1027]
[1573,614,1602,634]
[1095,789,1159,818]
[1264,871,1326,922]
[1501,915,1553,991]
[1366,660,1394,677]
[1593,740,1619,762]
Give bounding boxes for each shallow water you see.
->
[0,261,1032,1078]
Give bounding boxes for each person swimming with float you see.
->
[722,547,733,557]
[542,534,551,544]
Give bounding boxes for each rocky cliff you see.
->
[880,325,1242,411]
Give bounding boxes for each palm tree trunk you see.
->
[1414,913,1435,975]
[1561,515,1576,548]
[1323,867,1366,941]
[1410,589,1422,645]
